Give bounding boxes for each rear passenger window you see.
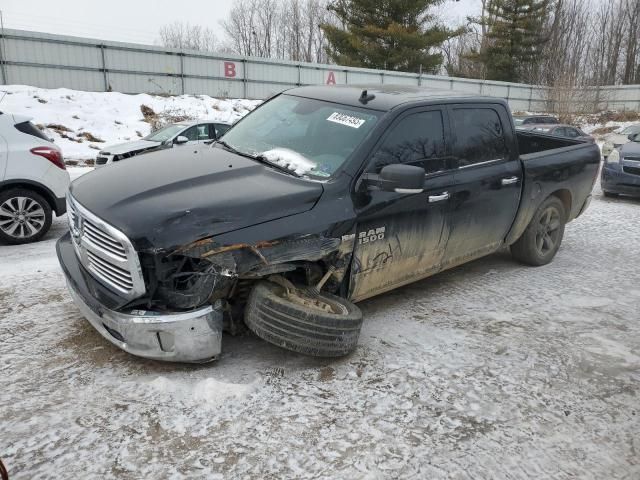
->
[452,108,507,167]
[15,121,50,142]
[372,110,447,174]
[214,123,231,138]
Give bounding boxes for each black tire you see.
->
[245,281,363,357]
[511,196,566,267]
[603,191,619,198]
[0,189,52,245]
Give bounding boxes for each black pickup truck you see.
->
[57,85,600,362]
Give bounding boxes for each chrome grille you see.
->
[67,194,145,299]
[86,250,135,290]
[82,219,127,260]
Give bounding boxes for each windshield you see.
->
[220,95,380,178]
[514,118,524,126]
[621,125,640,135]
[144,124,186,142]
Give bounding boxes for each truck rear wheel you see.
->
[245,281,363,357]
[511,196,566,266]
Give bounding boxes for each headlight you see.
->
[608,149,620,164]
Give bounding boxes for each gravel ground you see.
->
[1,174,639,479]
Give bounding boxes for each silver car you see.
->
[602,124,640,159]
[95,120,232,168]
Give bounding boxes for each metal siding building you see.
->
[1,29,639,112]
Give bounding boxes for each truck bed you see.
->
[504,131,601,246]
[516,130,581,155]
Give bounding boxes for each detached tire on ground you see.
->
[511,196,566,266]
[245,281,363,357]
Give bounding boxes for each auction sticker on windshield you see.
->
[327,112,366,128]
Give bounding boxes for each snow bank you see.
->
[582,121,637,135]
[0,85,261,160]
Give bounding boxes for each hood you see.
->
[604,133,631,146]
[71,146,323,251]
[621,141,640,158]
[100,139,160,155]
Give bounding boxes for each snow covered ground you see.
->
[0,85,261,160]
[1,166,639,479]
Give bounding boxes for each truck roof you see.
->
[284,84,505,111]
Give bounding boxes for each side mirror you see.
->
[174,135,189,145]
[363,164,425,194]
[628,133,638,142]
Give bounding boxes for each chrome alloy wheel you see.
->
[0,196,46,239]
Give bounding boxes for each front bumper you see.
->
[601,164,640,197]
[57,233,223,363]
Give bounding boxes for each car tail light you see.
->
[30,146,66,170]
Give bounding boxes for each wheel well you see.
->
[550,189,572,220]
[0,182,57,213]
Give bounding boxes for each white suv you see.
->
[0,112,70,244]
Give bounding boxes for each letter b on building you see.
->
[224,62,236,78]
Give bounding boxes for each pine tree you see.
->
[471,0,551,83]
[321,0,461,74]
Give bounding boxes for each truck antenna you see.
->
[359,90,375,104]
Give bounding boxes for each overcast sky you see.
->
[1,0,481,46]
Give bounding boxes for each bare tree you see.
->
[167,0,638,93]
[220,0,333,62]
[621,0,640,85]
[158,21,219,52]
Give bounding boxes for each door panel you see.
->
[442,105,522,269]
[348,107,454,302]
[349,173,454,301]
[443,161,521,269]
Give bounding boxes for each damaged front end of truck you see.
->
[146,231,356,325]
[57,193,359,363]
